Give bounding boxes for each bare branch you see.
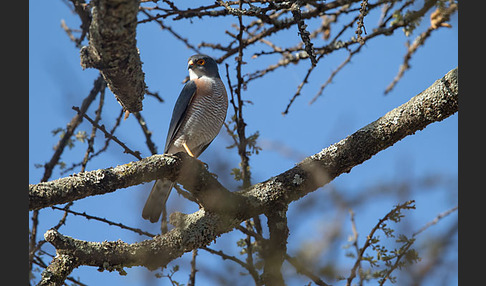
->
[290,1,317,66]
[51,206,156,237]
[188,249,198,286]
[133,111,159,155]
[30,153,190,211]
[355,0,369,44]
[41,75,105,182]
[285,254,331,286]
[140,9,201,54]
[30,74,105,274]
[31,67,457,211]
[60,108,125,175]
[262,202,288,285]
[34,68,457,282]
[72,106,143,160]
[309,44,364,105]
[37,252,78,286]
[80,86,106,172]
[384,3,457,94]
[80,0,146,113]
[202,246,262,284]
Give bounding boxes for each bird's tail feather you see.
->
[142,179,175,223]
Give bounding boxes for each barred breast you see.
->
[172,76,228,157]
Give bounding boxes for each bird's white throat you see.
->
[189,69,200,81]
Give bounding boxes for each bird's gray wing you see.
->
[164,80,197,153]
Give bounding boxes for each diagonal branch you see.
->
[34,68,457,284]
[30,74,105,275]
[80,0,146,113]
[40,75,105,183]
[37,253,79,286]
[31,67,457,214]
[72,106,143,160]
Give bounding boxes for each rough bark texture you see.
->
[246,67,458,208]
[38,253,79,286]
[34,68,458,285]
[29,153,243,213]
[80,0,145,113]
[263,202,289,286]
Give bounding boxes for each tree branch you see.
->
[262,202,289,285]
[80,0,146,113]
[30,153,196,211]
[38,252,78,286]
[34,68,457,283]
[40,75,105,183]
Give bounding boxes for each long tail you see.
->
[142,179,175,223]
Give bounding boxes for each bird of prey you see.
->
[142,54,228,223]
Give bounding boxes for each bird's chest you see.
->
[187,78,220,120]
[177,77,227,141]
[193,77,214,98]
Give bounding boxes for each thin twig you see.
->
[133,111,158,155]
[72,106,143,160]
[30,74,104,273]
[42,75,104,182]
[61,108,125,175]
[285,254,331,286]
[51,205,156,237]
[379,205,458,285]
[235,3,252,189]
[81,84,106,172]
[355,0,369,44]
[236,224,332,286]
[140,9,201,54]
[346,201,416,286]
[282,54,322,115]
[188,249,198,286]
[145,89,164,102]
[384,3,457,94]
[413,205,458,237]
[309,44,364,105]
[201,247,262,285]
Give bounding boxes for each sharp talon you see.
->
[183,142,195,157]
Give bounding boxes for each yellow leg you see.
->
[183,142,195,157]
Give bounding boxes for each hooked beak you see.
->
[188,60,194,69]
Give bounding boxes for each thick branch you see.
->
[35,68,457,278]
[38,253,78,286]
[30,153,210,210]
[262,202,289,286]
[80,0,145,113]
[246,67,458,207]
[30,152,248,220]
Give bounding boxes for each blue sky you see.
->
[30,1,458,285]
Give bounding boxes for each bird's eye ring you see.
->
[196,59,206,65]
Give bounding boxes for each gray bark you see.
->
[80,0,146,113]
[35,68,458,285]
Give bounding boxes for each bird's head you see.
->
[187,54,220,80]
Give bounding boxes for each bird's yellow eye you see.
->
[196,59,206,65]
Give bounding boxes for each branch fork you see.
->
[33,68,458,285]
